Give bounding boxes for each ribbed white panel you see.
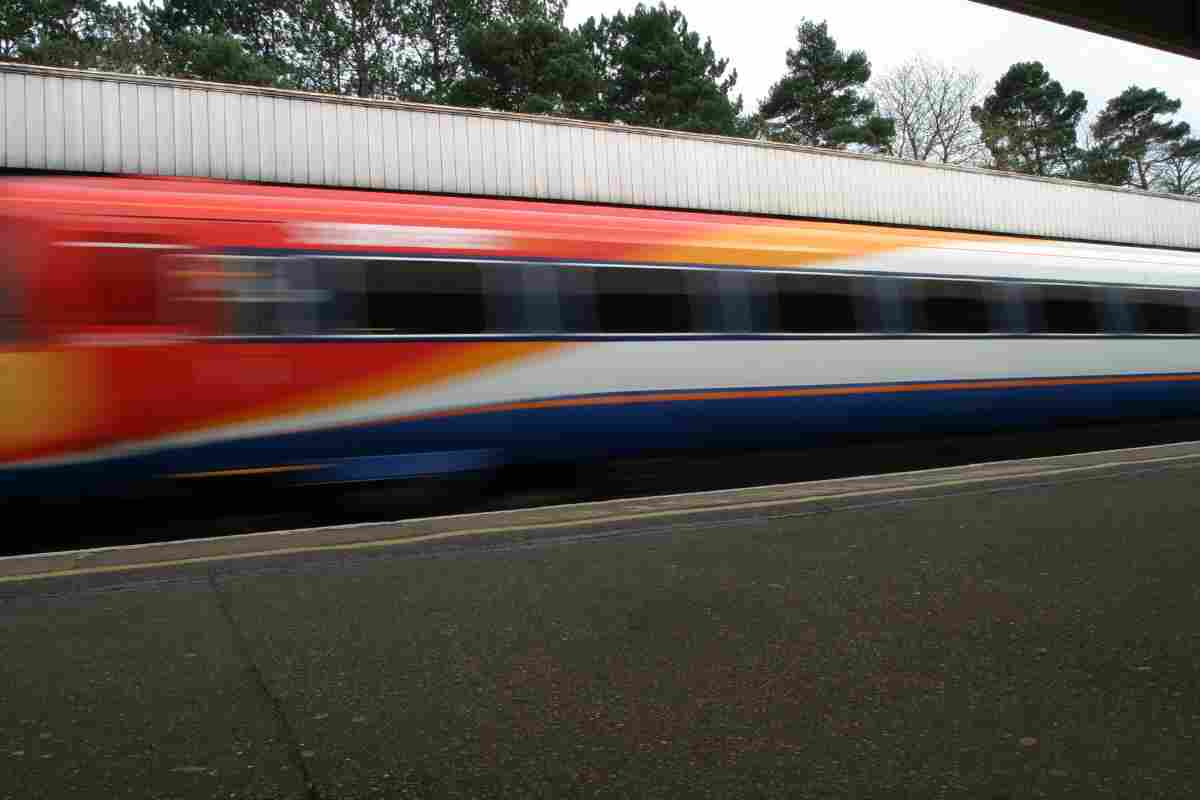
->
[5,62,1200,251]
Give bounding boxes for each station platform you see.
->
[3,441,1200,799]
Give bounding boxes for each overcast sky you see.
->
[563,0,1200,133]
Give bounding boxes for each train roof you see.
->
[3,62,1200,252]
[6,174,1200,291]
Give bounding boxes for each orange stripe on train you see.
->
[402,372,1200,421]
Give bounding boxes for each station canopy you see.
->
[971,1,1200,61]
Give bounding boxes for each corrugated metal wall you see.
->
[3,62,1200,251]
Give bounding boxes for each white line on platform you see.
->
[5,439,1200,583]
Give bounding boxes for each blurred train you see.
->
[4,174,1200,499]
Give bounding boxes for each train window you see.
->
[164,254,323,336]
[161,254,230,333]
[591,267,694,333]
[711,270,754,332]
[1031,285,1104,334]
[907,280,999,333]
[287,258,508,335]
[556,265,597,332]
[483,261,540,333]
[365,260,486,334]
[760,273,874,333]
[166,255,498,337]
[512,262,563,333]
[224,256,322,336]
[684,270,727,333]
[310,258,368,333]
[1128,289,1199,334]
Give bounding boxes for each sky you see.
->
[563,0,1200,133]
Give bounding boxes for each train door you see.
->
[36,221,193,466]
[158,250,318,474]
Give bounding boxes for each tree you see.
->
[480,0,567,24]
[451,15,598,115]
[140,0,286,86]
[154,31,283,85]
[400,0,480,101]
[971,61,1086,177]
[1066,141,1128,186]
[285,0,410,97]
[1,0,37,60]
[144,0,425,97]
[758,19,893,151]
[1154,138,1200,195]
[1090,86,1192,190]
[579,2,745,136]
[3,0,146,72]
[872,55,984,165]
[140,0,292,78]
[402,0,557,102]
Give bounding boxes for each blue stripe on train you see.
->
[5,376,1200,496]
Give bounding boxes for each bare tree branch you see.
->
[872,55,986,166]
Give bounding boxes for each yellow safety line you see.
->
[5,449,1200,585]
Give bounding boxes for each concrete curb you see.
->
[6,439,1200,582]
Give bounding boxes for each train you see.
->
[4,174,1200,499]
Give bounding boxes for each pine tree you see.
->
[971,61,1086,177]
[579,2,744,136]
[759,19,893,152]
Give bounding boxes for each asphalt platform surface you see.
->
[3,449,1200,798]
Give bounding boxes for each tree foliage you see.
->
[400,0,479,101]
[759,19,893,151]
[1089,86,1192,190]
[971,61,1086,177]
[451,15,597,114]
[381,0,566,103]
[137,0,283,86]
[1154,138,1200,195]
[2,0,144,71]
[289,0,413,97]
[579,2,744,135]
[156,31,282,85]
[1066,141,1128,186]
